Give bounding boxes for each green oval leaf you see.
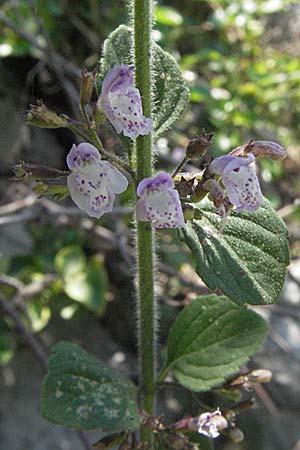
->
[155,6,183,27]
[161,295,268,392]
[100,25,189,138]
[180,202,289,305]
[55,245,86,279]
[64,256,108,315]
[42,342,139,431]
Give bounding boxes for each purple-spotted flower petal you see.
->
[210,153,264,211]
[98,64,153,139]
[136,171,185,228]
[66,143,128,219]
[197,410,228,439]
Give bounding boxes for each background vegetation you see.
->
[0,1,299,449]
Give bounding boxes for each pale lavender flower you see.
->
[66,143,128,218]
[98,64,153,139]
[197,410,228,439]
[210,153,264,211]
[136,171,185,228]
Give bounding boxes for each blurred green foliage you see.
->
[0,223,108,363]
[1,0,299,181]
[155,0,300,155]
[0,0,300,367]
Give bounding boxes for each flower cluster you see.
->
[65,66,273,223]
[66,143,128,219]
[98,64,153,140]
[66,145,185,228]
[210,153,264,212]
[136,172,185,228]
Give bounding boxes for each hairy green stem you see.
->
[133,0,155,446]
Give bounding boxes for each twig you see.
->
[0,209,37,226]
[158,262,210,295]
[171,157,188,179]
[0,194,37,215]
[269,330,293,356]
[0,9,81,118]
[277,200,300,218]
[254,384,281,419]
[70,15,100,49]
[260,303,300,321]
[0,10,79,78]
[0,293,48,368]
[0,274,25,292]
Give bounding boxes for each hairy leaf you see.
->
[161,295,268,391]
[42,342,139,431]
[180,202,289,305]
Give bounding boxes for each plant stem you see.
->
[157,366,169,383]
[79,103,104,150]
[172,156,188,178]
[133,0,155,446]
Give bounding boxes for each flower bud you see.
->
[80,68,97,107]
[225,369,272,391]
[186,131,214,160]
[231,140,287,160]
[26,101,68,128]
[225,374,248,390]
[248,369,272,384]
[12,163,69,180]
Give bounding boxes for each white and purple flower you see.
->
[98,64,153,140]
[210,153,264,212]
[136,171,185,228]
[66,142,128,218]
[197,410,228,439]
